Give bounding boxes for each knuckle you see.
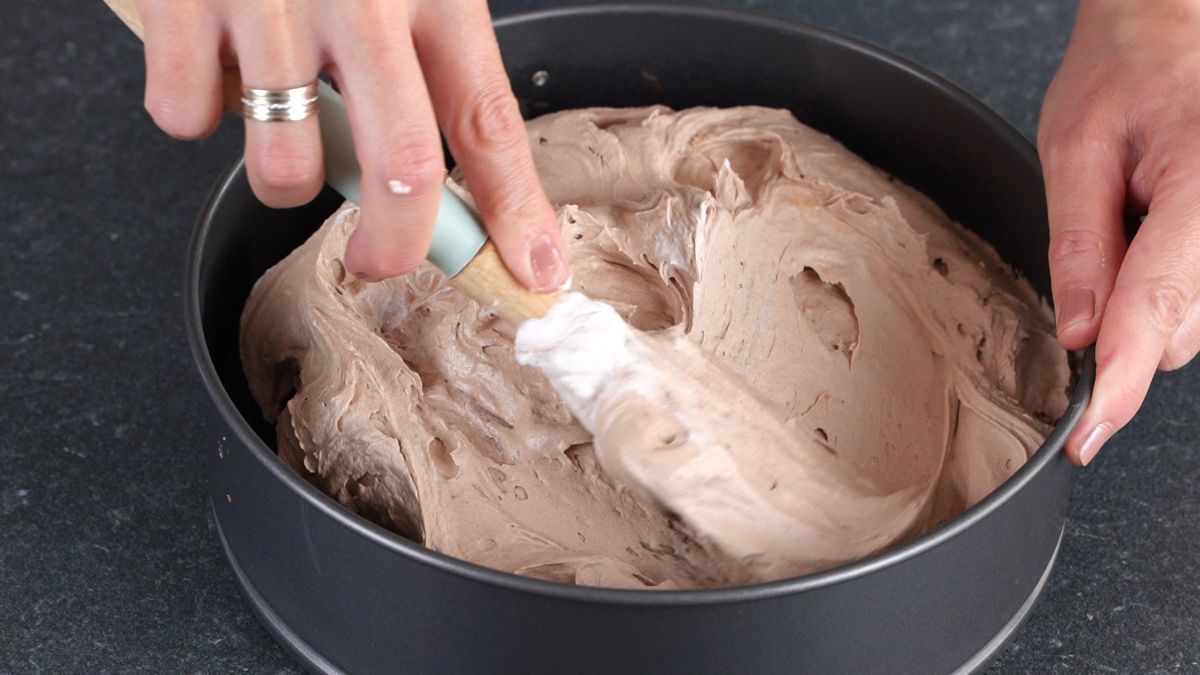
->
[144,94,214,140]
[462,86,526,152]
[358,250,425,280]
[1159,340,1197,371]
[1038,116,1108,170]
[1144,280,1192,335]
[143,48,216,140]
[1104,383,1143,428]
[478,183,546,225]
[1037,135,1072,174]
[255,148,322,191]
[1048,229,1107,268]
[1091,355,1145,428]
[1093,337,1121,375]
[371,136,445,194]
[1035,124,1059,161]
[1142,149,1200,197]
[249,0,293,23]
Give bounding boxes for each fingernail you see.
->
[1056,287,1096,333]
[529,235,568,291]
[1077,421,1114,466]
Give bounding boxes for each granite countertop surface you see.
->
[2,0,1197,672]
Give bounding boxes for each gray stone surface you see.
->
[1,0,1196,672]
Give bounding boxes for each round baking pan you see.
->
[186,5,1094,673]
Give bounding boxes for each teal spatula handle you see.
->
[315,81,488,278]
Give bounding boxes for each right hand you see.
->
[1038,0,1200,464]
[137,0,571,291]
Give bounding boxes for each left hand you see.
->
[1038,0,1200,465]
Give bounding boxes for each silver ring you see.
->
[240,81,319,122]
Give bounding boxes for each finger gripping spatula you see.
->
[103,0,560,323]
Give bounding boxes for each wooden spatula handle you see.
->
[450,242,560,322]
[102,0,144,37]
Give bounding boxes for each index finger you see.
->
[414,0,569,292]
[1068,177,1200,464]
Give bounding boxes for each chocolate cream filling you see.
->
[240,106,1071,589]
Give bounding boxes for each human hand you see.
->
[1039,0,1200,465]
[136,0,570,291]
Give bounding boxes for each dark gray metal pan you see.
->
[185,5,1093,673]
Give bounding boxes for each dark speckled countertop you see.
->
[2,0,1198,672]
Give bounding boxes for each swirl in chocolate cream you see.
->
[240,106,1071,588]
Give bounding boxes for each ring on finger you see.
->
[240,81,320,122]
